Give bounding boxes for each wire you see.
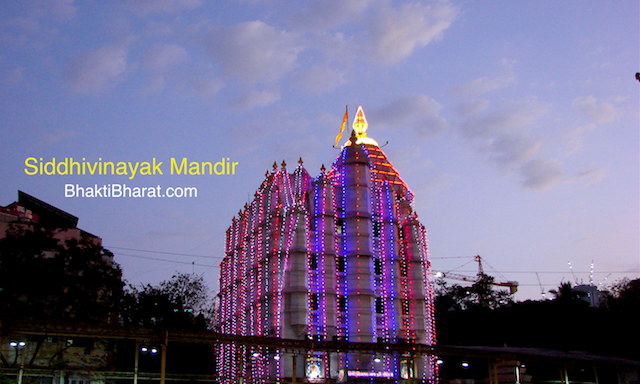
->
[430,256,475,259]
[440,270,637,274]
[115,253,217,268]
[105,246,224,260]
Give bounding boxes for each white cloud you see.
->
[190,76,224,96]
[142,43,188,71]
[140,43,188,94]
[572,95,616,123]
[231,88,281,110]
[451,58,517,96]
[562,123,595,156]
[0,17,40,47]
[368,1,457,65]
[486,133,542,170]
[575,168,608,185]
[41,129,78,145]
[456,97,567,189]
[520,158,565,191]
[67,42,129,93]
[459,98,546,138]
[295,65,347,94]
[369,95,446,137]
[291,0,373,32]
[412,173,457,209]
[205,21,302,85]
[452,73,516,97]
[43,0,77,20]
[126,0,203,15]
[21,0,77,21]
[1,17,40,34]
[5,66,25,85]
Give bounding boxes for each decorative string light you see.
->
[216,108,434,383]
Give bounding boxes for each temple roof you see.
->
[333,107,414,201]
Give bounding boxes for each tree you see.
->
[121,272,213,330]
[435,273,514,312]
[0,224,124,324]
[548,281,585,302]
[606,278,640,311]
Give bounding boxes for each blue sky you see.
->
[0,0,638,301]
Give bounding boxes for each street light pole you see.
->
[10,341,27,384]
[134,342,139,384]
[160,331,168,384]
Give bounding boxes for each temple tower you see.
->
[216,106,435,383]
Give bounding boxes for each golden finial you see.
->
[353,106,368,137]
[281,160,287,168]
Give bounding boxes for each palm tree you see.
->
[549,282,584,301]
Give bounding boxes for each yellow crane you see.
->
[435,255,519,294]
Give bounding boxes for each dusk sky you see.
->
[1,0,638,301]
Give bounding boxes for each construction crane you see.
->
[435,255,519,294]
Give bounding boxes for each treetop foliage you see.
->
[0,224,124,324]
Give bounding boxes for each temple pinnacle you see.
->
[353,106,368,137]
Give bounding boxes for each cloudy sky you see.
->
[1,0,637,300]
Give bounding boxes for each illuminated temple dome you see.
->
[216,107,435,383]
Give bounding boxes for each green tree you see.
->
[435,273,514,312]
[121,272,212,330]
[606,278,640,311]
[0,224,124,324]
[548,281,585,302]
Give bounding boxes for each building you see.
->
[1,191,123,384]
[0,190,103,248]
[216,107,436,383]
[0,190,120,323]
[573,284,605,307]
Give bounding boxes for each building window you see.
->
[375,297,384,314]
[400,262,408,277]
[309,253,318,270]
[401,298,409,316]
[309,293,319,311]
[337,295,347,312]
[336,256,346,273]
[372,220,382,238]
[336,218,345,234]
[374,258,383,275]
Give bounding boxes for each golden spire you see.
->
[342,105,378,147]
[353,106,368,137]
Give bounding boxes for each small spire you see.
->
[298,157,304,165]
[281,160,287,168]
[320,164,326,173]
[265,170,270,177]
[353,106,368,137]
[272,161,278,171]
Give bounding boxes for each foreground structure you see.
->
[216,107,435,382]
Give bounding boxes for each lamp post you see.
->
[9,341,27,384]
[136,344,159,384]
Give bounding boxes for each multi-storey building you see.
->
[216,107,435,383]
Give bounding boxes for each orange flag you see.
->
[334,105,348,147]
